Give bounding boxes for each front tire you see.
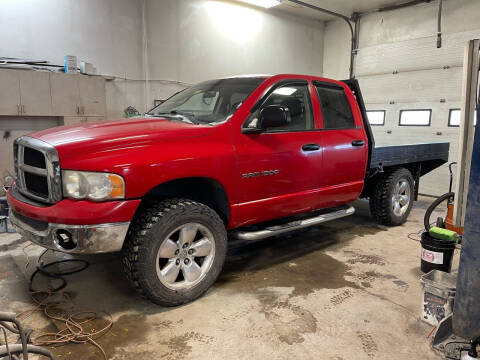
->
[122,198,227,306]
[369,168,414,226]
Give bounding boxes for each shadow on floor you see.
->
[5,199,386,316]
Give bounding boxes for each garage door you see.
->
[356,29,480,196]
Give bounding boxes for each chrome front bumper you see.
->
[9,211,130,254]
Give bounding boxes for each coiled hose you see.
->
[424,192,455,232]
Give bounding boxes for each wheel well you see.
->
[140,177,230,224]
[362,163,421,199]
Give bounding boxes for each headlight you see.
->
[62,170,125,201]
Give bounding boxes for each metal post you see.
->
[453,39,480,227]
[452,40,480,340]
[286,0,356,79]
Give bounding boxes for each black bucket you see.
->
[421,232,456,273]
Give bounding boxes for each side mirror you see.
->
[259,105,291,129]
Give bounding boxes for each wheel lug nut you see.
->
[184,258,190,265]
[175,249,180,255]
[188,249,194,255]
[183,243,189,248]
[175,259,180,265]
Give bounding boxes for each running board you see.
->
[230,206,355,241]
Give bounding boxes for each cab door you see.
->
[231,80,323,226]
[313,81,368,208]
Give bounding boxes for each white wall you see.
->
[0,0,144,79]
[0,0,325,117]
[323,0,480,195]
[0,0,147,118]
[144,0,325,108]
[323,19,351,80]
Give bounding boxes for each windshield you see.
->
[147,77,265,124]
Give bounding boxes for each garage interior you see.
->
[0,0,479,359]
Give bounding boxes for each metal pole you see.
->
[453,40,480,227]
[437,0,442,48]
[286,0,355,79]
[452,39,480,340]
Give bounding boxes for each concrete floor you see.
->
[0,197,457,360]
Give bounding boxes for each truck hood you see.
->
[29,117,213,157]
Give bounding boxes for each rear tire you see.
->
[122,198,227,306]
[369,168,414,226]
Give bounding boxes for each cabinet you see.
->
[78,76,106,116]
[50,73,81,116]
[63,116,105,126]
[0,69,107,119]
[0,69,52,116]
[18,70,52,116]
[50,73,106,117]
[0,69,21,115]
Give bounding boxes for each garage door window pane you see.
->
[449,109,461,126]
[399,110,431,126]
[367,110,385,126]
[449,109,477,127]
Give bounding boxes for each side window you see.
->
[315,84,355,129]
[245,83,314,132]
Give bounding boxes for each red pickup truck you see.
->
[8,74,448,306]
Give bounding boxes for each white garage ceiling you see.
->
[273,0,423,20]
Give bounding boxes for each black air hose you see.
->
[469,336,480,357]
[424,192,454,231]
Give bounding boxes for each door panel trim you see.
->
[229,180,364,229]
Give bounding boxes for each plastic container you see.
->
[428,226,458,243]
[421,270,456,326]
[421,232,456,273]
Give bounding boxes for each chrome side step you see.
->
[230,206,355,241]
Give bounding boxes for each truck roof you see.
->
[216,73,347,88]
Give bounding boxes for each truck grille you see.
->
[14,137,62,204]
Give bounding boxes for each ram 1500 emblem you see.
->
[242,170,279,179]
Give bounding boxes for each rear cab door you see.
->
[312,80,369,208]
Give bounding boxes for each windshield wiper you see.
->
[170,110,195,118]
[149,110,199,124]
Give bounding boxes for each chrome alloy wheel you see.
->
[155,223,215,290]
[392,178,411,217]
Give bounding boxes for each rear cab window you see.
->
[313,82,356,129]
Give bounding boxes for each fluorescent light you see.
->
[235,0,282,9]
[206,2,262,43]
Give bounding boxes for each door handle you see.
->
[352,140,365,146]
[302,143,320,152]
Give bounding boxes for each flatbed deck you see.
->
[370,142,450,175]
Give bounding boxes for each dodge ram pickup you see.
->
[7,74,449,306]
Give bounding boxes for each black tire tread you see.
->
[122,198,226,306]
[369,168,414,226]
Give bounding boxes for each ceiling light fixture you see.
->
[234,0,282,9]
